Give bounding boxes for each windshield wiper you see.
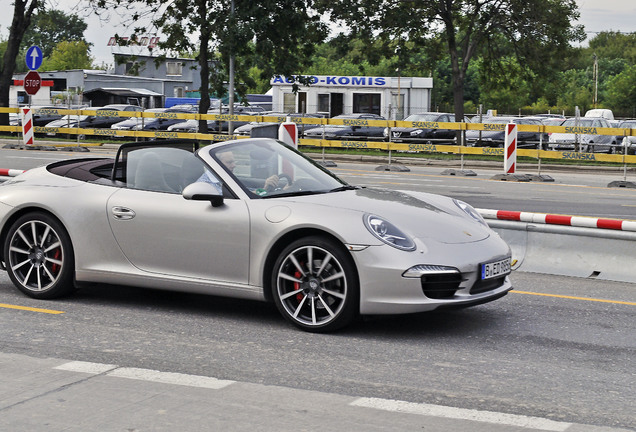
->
[329,185,360,192]
[264,190,326,198]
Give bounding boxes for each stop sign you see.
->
[23,70,41,95]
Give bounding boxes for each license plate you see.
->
[481,257,511,280]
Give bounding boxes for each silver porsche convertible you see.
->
[0,138,512,332]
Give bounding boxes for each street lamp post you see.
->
[593,54,598,108]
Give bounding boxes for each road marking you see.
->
[54,361,235,390]
[55,361,118,374]
[512,290,636,306]
[110,367,235,389]
[0,303,65,314]
[350,397,572,431]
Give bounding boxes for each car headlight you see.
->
[364,214,415,251]
[453,199,488,227]
[410,129,423,136]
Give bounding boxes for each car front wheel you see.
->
[272,236,359,332]
[4,212,75,299]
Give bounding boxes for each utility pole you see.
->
[592,54,598,108]
[228,0,235,134]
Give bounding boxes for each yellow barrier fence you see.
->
[1,106,636,164]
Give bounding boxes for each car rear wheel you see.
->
[272,236,358,332]
[4,212,75,299]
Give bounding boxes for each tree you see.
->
[0,0,39,125]
[605,65,636,117]
[41,41,95,71]
[318,0,585,122]
[22,10,89,61]
[92,0,326,132]
[587,31,636,66]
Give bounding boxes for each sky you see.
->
[2,0,636,67]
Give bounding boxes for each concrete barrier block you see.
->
[488,220,636,284]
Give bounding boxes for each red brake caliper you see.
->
[294,267,303,301]
[51,248,61,274]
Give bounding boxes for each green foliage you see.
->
[41,41,95,71]
[587,31,636,65]
[22,10,88,58]
[605,65,636,116]
[316,0,585,121]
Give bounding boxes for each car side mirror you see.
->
[182,181,224,207]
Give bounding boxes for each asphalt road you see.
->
[0,271,634,431]
[0,145,634,431]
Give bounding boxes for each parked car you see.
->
[548,117,617,153]
[212,105,267,132]
[111,108,167,131]
[234,112,327,137]
[44,104,144,136]
[9,106,69,128]
[32,106,68,126]
[304,113,386,140]
[615,119,636,154]
[540,116,566,140]
[0,138,512,332]
[111,106,196,131]
[167,105,264,134]
[466,117,546,148]
[384,112,468,143]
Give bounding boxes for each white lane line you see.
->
[350,397,572,432]
[54,361,235,390]
[109,367,235,389]
[54,361,118,374]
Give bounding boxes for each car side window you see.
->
[126,147,216,194]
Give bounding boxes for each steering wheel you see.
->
[264,173,294,192]
[277,173,293,187]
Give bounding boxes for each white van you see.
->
[584,109,614,121]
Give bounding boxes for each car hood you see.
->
[466,130,504,139]
[305,126,353,135]
[44,119,82,127]
[279,188,491,244]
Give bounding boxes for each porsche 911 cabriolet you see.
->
[0,138,512,332]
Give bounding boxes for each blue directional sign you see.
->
[25,46,43,71]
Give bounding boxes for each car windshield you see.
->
[562,118,596,127]
[485,118,517,124]
[58,115,89,121]
[206,139,349,198]
[404,114,441,122]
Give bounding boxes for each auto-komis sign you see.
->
[271,75,390,87]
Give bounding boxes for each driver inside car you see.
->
[198,150,284,194]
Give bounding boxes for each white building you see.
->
[270,75,433,119]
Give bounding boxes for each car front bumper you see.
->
[351,236,513,315]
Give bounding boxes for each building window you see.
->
[166,62,183,76]
[318,94,329,113]
[353,93,381,115]
[283,93,296,113]
[174,87,184,97]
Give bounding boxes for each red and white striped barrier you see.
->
[504,123,517,174]
[0,168,27,177]
[478,208,636,232]
[21,108,34,146]
[278,118,298,149]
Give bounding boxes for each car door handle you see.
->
[111,206,136,220]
